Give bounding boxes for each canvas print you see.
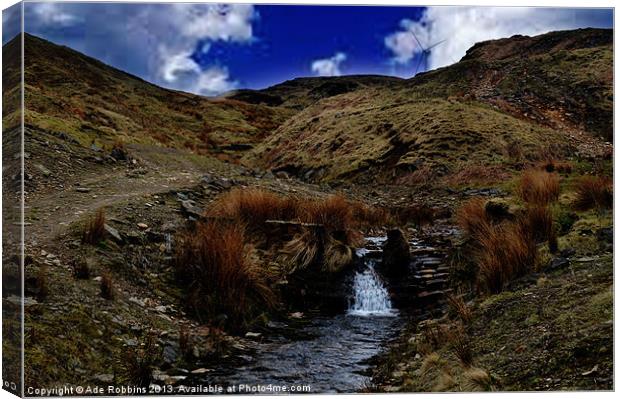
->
[1,1,614,395]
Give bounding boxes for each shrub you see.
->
[475,213,540,294]
[539,159,572,174]
[446,294,472,324]
[175,222,276,331]
[573,176,613,211]
[121,334,161,387]
[301,194,353,232]
[456,198,491,239]
[462,368,494,391]
[36,265,49,301]
[208,188,300,225]
[443,164,511,187]
[82,208,106,245]
[516,170,560,205]
[72,257,91,279]
[100,272,115,300]
[394,204,435,228]
[445,324,473,367]
[396,164,435,186]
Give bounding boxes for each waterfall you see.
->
[348,261,395,317]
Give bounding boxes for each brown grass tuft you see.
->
[121,333,161,387]
[396,164,435,186]
[516,170,560,205]
[72,257,91,279]
[36,265,49,301]
[393,204,435,228]
[456,197,491,239]
[573,175,613,211]
[100,272,115,300]
[446,294,472,324]
[538,159,572,174]
[82,208,106,244]
[175,222,276,330]
[443,164,511,187]
[462,367,495,391]
[207,188,299,225]
[301,195,353,232]
[445,324,474,367]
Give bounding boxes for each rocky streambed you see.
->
[172,226,458,394]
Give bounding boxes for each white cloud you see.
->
[136,3,254,95]
[311,52,347,77]
[196,66,237,96]
[25,3,253,95]
[32,3,81,27]
[385,7,596,71]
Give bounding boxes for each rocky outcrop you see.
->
[380,229,411,279]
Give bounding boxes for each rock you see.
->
[124,338,138,347]
[596,227,613,252]
[125,231,143,244]
[164,376,186,385]
[162,345,178,365]
[219,178,232,189]
[137,223,149,230]
[381,229,411,278]
[289,312,304,319]
[34,163,52,177]
[75,187,91,193]
[201,174,215,185]
[104,224,123,244]
[94,374,114,383]
[560,248,576,258]
[180,200,203,220]
[275,171,289,180]
[548,257,569,270]
[91,143,102,152]
[245,332,262,339]
[110,146,127,161]
[146,231,165,243]
[190,368,212,374]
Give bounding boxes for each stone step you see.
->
[424,278,448,286]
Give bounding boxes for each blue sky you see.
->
[2,2,613,95]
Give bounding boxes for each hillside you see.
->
[245,28,612,183]
[3,33,294,161]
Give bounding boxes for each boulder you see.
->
[381,229,411,278]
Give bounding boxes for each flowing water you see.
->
[192,237,403,393]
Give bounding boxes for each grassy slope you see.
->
[246,28,612,182]
[4,34,294,158]
[371,161,613,392]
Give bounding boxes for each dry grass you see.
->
[71,257,91,280]
[121,333,161,387]
[443,164,511,187]
[36,265,49,301]
[393,204,435,228]
[208,188,383,235]
[396,164,435,186]
[82,208,106,244]
[456,198,491,239]
[100,272,114,300]
[456,196,554,293]
[301,194,353,231]
[278,228,323,274]
[446,294,472,324]
[516,169,560,205]
[573,175,613,211]
[207,188,299,225]
[445,324,474,367]
[175,221,276,330]
[462,367,494,391]
[538,159,572,174]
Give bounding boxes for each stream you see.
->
[188,236,410,393]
